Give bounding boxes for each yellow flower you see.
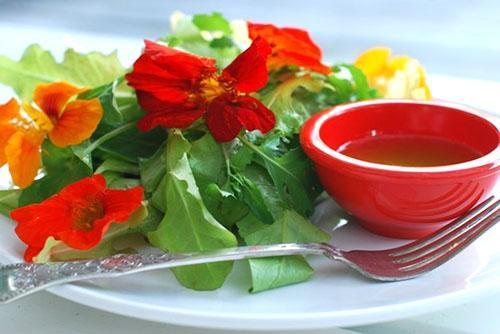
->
[355,47,431,99]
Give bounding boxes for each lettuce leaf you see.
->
[166,11,248,68]
[0,189,21,216]
[0,44,124,99]
[238,210,330,292]
[148,130,237,290]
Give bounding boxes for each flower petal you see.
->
[232,96,276,134]
[103,187,144,221]
[354,47,391,77]
[48,98,103,147]
[206,94,276,142]
[205,95,244,142]
[136,91,204,131]
[33,82,87,119]
[5,131,42,188]
[0,98,21,124]
[248,22,330,74]
[0,99,19,165]
[221,37,271,93]
[12,195,70,250]
[56,176,143,250]
[0,126,15,165]
[269,50,331,75]
[126,40,217,103]
[281,27,322,57]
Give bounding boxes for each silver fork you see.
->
[1,196,498,303]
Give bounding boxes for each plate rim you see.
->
[44,271,500,330]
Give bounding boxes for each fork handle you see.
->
[0,243,334,303]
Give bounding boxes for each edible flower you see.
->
[247,22,330,74]
[0,82,103,188]
[126,38,276,142]
[11,174,144,262]
[355,47,431,99]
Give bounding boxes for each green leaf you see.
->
[233,173,274,225]
[188,133,225,191]
[232,164,284,225]
[166,12,241,68]
[210,37,235,48]
[81,78,144,126]
[100,171,141,189]
[261,75,323,135]
[148,130,237,290]
[71,140,93,169]
[93,124,167,163]
[96,158,139,175]
[203,183,248,228]
[327,64,379,102]
[0,44,124,99]
[139,143,166,193]
[238,210,330,292]
[193,12,232,34]
[241,138,320,217]
[129,204,162,235]
[19,141,92,206]
[0,189,21,216]
[188,133,247,227]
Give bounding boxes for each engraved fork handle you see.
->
[1,243,337,303]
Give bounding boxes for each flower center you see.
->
[72,199,105,231]
[198,75,231,104]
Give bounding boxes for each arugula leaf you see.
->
[233,173,274,225]
[240,138,320,217]
[148,130,237,290]
[19,141,92,206]
[327,64,378,102]
[188,133,247,227]
[92,124,166,163]
[81,78,144,126]
[202,183,248,227]
[96,158,140,175]
[0,189,21,215]
[238,210,330,292]
[232,164,284,225]
[0,44,124,99]
[193,12,232,34]
[139,143,166,193]
[189,133,225,190]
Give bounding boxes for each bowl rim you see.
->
[301,99,500,174]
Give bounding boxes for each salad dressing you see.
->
[338,134,482,167]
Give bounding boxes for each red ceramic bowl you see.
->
[300,99,500,239]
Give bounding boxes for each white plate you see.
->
[0,25,499,330]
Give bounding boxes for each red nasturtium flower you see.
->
[11,174,144,262]
[0,82,102,188]
[248,22,330,74]
[125,37,276,142]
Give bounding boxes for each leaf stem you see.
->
[83,122,136,156]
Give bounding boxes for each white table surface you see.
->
[1,13,500,334]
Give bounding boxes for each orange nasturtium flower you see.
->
[355,47,431,99]
[248,22,331,74]
[0,82,103,188]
